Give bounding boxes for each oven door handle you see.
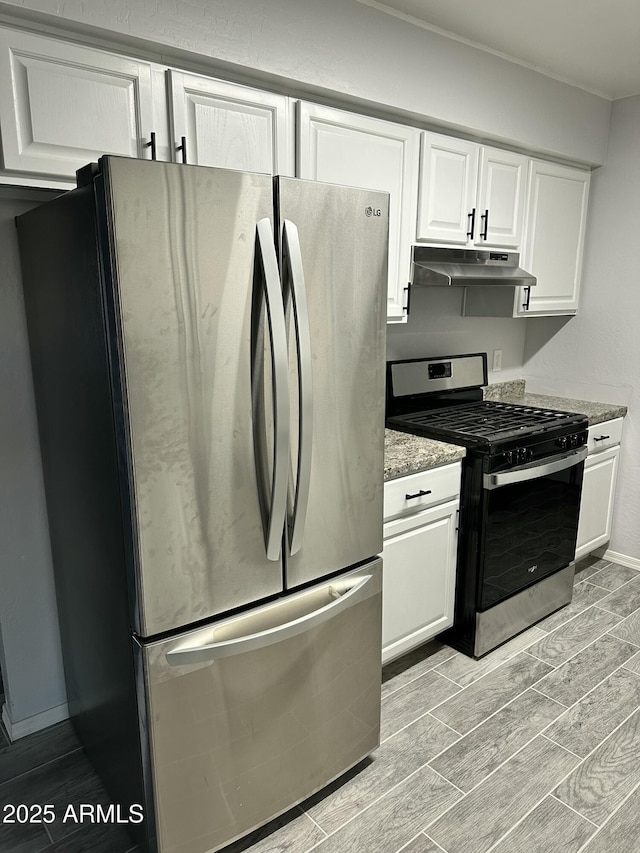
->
[483,446,587,490]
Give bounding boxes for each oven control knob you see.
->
[527,448,534,462]
[570,434,579,448]
[504,450,514,465]
[517,447,528,464]
[557,436,570,451]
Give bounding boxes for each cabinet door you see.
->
[516,161,590,316]
[575,446,619,560]
[382,499,458,664]
[0,28,157,181]
[476,147,528,248]
[168,71,294,175]
[297,102,419,323]
[417,132,478,245]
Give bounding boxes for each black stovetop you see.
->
[387,399,588,450]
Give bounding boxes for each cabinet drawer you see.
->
[382,498,458,664]
[576,445,619,560]
[384,462,461,522]
[142,562,382,851]
[587,418,623,454]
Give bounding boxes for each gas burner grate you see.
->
[402,401,574,441]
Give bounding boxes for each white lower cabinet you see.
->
[575,419,623,560]
[382,463,460,664]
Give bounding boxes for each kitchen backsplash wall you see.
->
[386,285,527,382]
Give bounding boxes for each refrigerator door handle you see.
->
[282,219,313,556]
[253,218,290,561]
[165,573,375,665]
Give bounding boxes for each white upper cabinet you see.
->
[476,147,528,248]
[0,28,294,184]
[417,134,478,244]
[167,71,294,175]
[515,160,590,316]
[417,131,527,249]
[0,29,158,183]
[297,102,420,323]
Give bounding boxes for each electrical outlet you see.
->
[492,349,503,372]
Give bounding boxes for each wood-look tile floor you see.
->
[3,556,640,853]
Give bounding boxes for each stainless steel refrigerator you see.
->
[17,156,388,853]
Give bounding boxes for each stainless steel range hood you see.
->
[412,247,536,288]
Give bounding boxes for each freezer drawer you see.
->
[139,559,382,853]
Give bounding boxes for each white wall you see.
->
[523,95,640,561]
[387,286,527,382]
[0,189,68,738]
[0,0,610,164]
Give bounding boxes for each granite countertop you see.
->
[384,380,627,482]
[384,429,466,481]
[483,379,628,426]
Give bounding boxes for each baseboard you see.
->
[2,700,69,742]
[603,549,640,571]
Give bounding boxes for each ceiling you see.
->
[359,0,640,100]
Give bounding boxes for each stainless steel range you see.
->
[386,353,588,658]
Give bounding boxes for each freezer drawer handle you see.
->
[282,219,313,556]
[165,573,376,665]
[593,435,610,442]
[253,218,291,560]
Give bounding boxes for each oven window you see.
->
[479,466,583,610]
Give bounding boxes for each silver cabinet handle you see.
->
[483,446,587,490]
[166,573,376,665]
[253,218,290,560]
[282,219,313,556]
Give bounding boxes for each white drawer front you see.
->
[587,418,623,454]
[382,499,458,664]
[384,462,461,522]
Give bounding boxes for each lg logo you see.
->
[365,206,382,218]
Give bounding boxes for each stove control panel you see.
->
[501,431,587,467]
[556,433,587,451]
[503,448,535,465]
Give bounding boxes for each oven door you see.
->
[479,446,587,610]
